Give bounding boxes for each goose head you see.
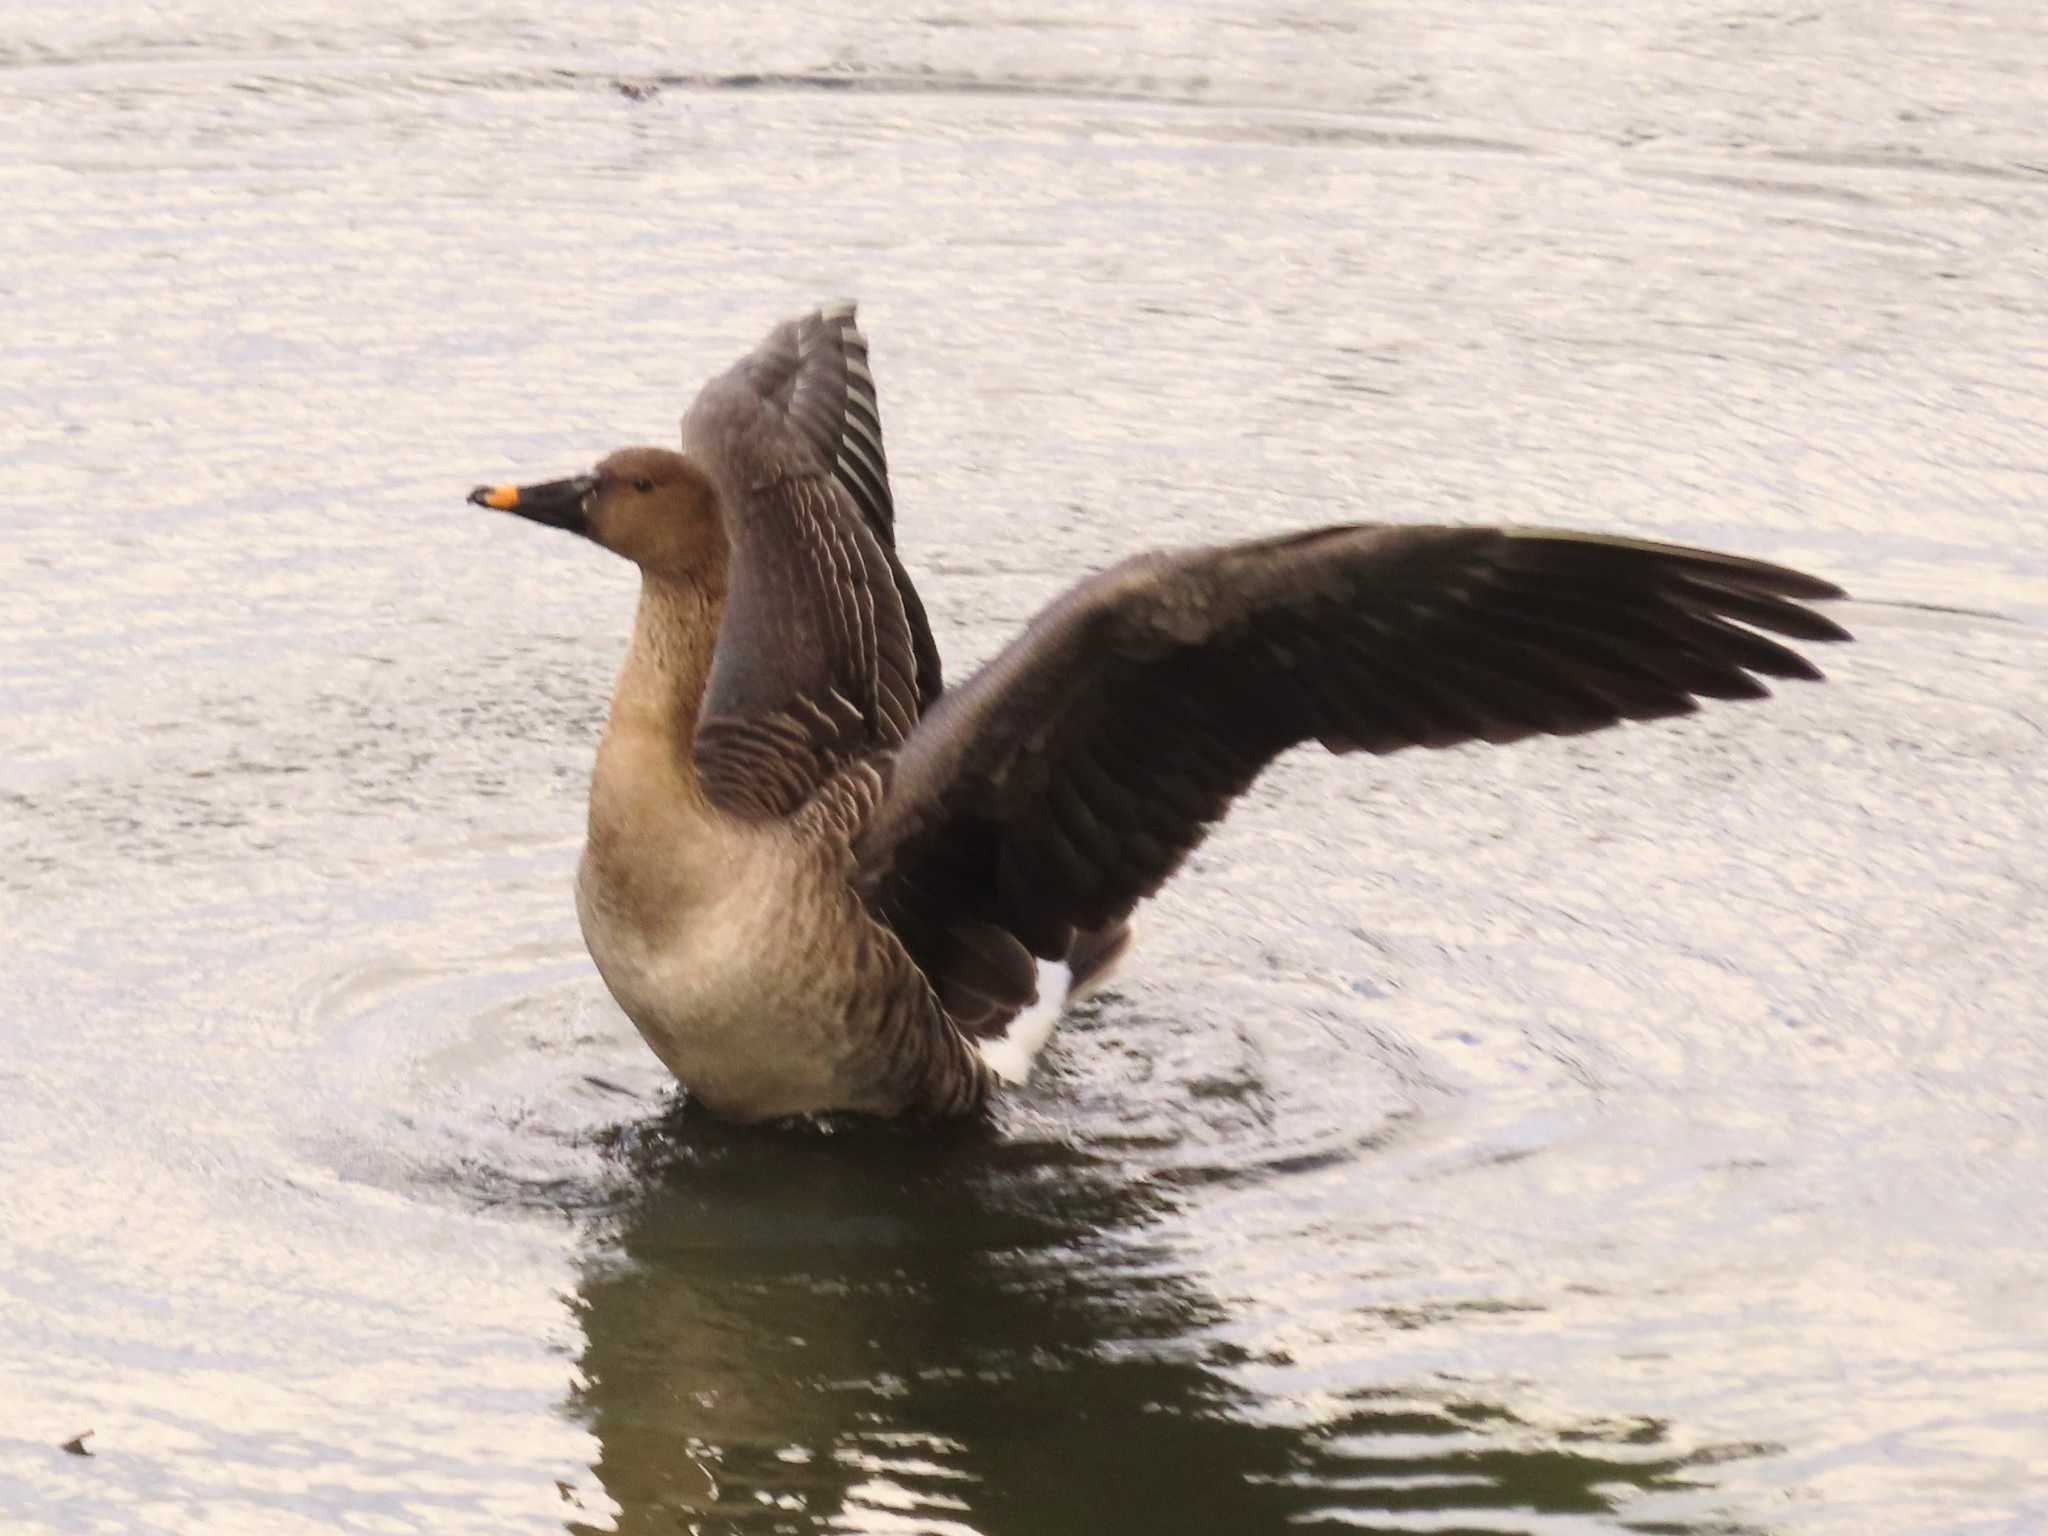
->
[469,446,726,577]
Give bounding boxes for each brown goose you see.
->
[467,302,1849,1122]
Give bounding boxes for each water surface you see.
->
[4,3,2046,1533]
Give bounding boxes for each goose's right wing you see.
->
[854,524,1848,987]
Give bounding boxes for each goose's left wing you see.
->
[683,304,942,818]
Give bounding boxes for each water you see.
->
[4,4,2045,1532]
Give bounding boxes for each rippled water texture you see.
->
[4,3,2046,1532]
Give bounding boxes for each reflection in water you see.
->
[566,1106,1761,1534]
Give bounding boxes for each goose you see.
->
[467,303,1848,1123]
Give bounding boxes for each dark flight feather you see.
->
[685,306,945,817]
[852,525,1849,997]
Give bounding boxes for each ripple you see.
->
[294,938,671,1218]
[1016,975,1437,1192]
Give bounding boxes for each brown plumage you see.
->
[467,302,1850,1122]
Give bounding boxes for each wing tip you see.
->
[1498,526,1847,597]
[817,299,865,351]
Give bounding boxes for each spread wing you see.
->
[683,303,943,818]
[854,524,1849,991]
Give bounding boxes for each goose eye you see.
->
[632,476,654,494]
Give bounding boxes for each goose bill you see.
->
[466,474,598,535]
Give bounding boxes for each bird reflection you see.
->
[563,1103,1765,1534]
